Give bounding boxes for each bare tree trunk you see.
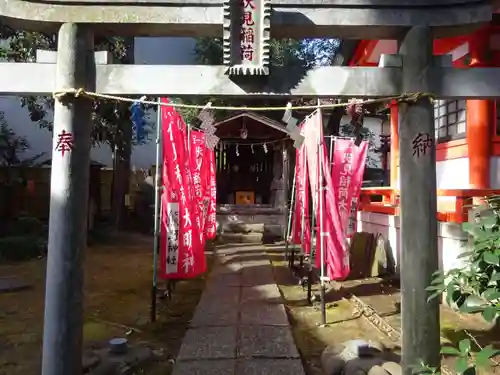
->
[110,37,134,229]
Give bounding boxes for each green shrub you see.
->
[0,235,45,262]
[10,215,44,236]
[419,196,500,375]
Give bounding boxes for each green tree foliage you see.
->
[0,112,45,168]
[176,38,338,124]
[0,25,143,148]
[0,25,142,228]
[0,112,46,218]
[420,196,500,375]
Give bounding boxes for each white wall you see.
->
[437,158,469,189]
[0,37,197,169]
[389,158,470,191]
[490,156,500,188]
[357,211,469,275]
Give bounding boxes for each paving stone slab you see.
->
[236,359,305,375]
[217,255,242,264]
[177,327,237,360]
[241,266,275,287]
[238,326,300,358]
[240,303,289,326]
[212,262,243,274]
[208,273,242,287]
[241,284,282,303]
[200,285,240,305]
[172,359,236,375]
[191,299,239,327]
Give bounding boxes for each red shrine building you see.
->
[347,21,500,274]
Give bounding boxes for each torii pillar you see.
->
[398,26,440,374]
[41,23,94,375]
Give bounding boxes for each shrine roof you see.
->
[215,112,289,133]
[214,111,290,139]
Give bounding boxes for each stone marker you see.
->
[382,361,403,375]
[321,340,398,375]
[367,365,391,375]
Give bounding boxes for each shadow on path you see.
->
[172,242,305,375]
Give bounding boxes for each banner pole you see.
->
[307,123,318,304]
[151,97,162,323]
[187,120,191,153]
[289,149,298,269]
[318,114,327,326]
[300,144,312,303]
[284,167,296,262]
[299,147,306,248]
[329,135,334,167]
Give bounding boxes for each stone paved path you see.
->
[172,244,305,375]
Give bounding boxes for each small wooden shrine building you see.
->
[213,111,293,207]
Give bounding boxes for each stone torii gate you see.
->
[2,1,500,374]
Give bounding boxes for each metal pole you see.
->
[307,135,318,304]
[297,146,305,268]
[187,120,191,153]
[329,136,334,166]
[399,26,440,375]
[289,150,299,269]
[300,145,306,249]
[318,133,327,326]
[41,23,94,375]
[284,169,296,261]
[314,132,333,312]
[300,145,312,304]
[151,97,162,323]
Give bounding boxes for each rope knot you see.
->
[52,88,86,101]
[75,88,85,98]
[397,92,434,104]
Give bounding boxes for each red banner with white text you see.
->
[189,130,210,246]
[292,137,311,254]
[314,141,350,280]
[301,110,350,280]
[159,99,206,279]
[205,150,217,240]
[332,139,368,238]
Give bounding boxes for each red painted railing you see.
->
[359,188,500,224]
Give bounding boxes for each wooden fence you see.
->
[0,166,151,220]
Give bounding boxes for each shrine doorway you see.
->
[213,112,292,207]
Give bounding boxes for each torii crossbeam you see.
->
[1,2,500,375]
[3,58,500,98]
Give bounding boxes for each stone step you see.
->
[217,214,285,226]
[221,223,284,235]
[264,224,284,238]
[217,204,284,216]
[222,222,264,233]
[219,232,263,243]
